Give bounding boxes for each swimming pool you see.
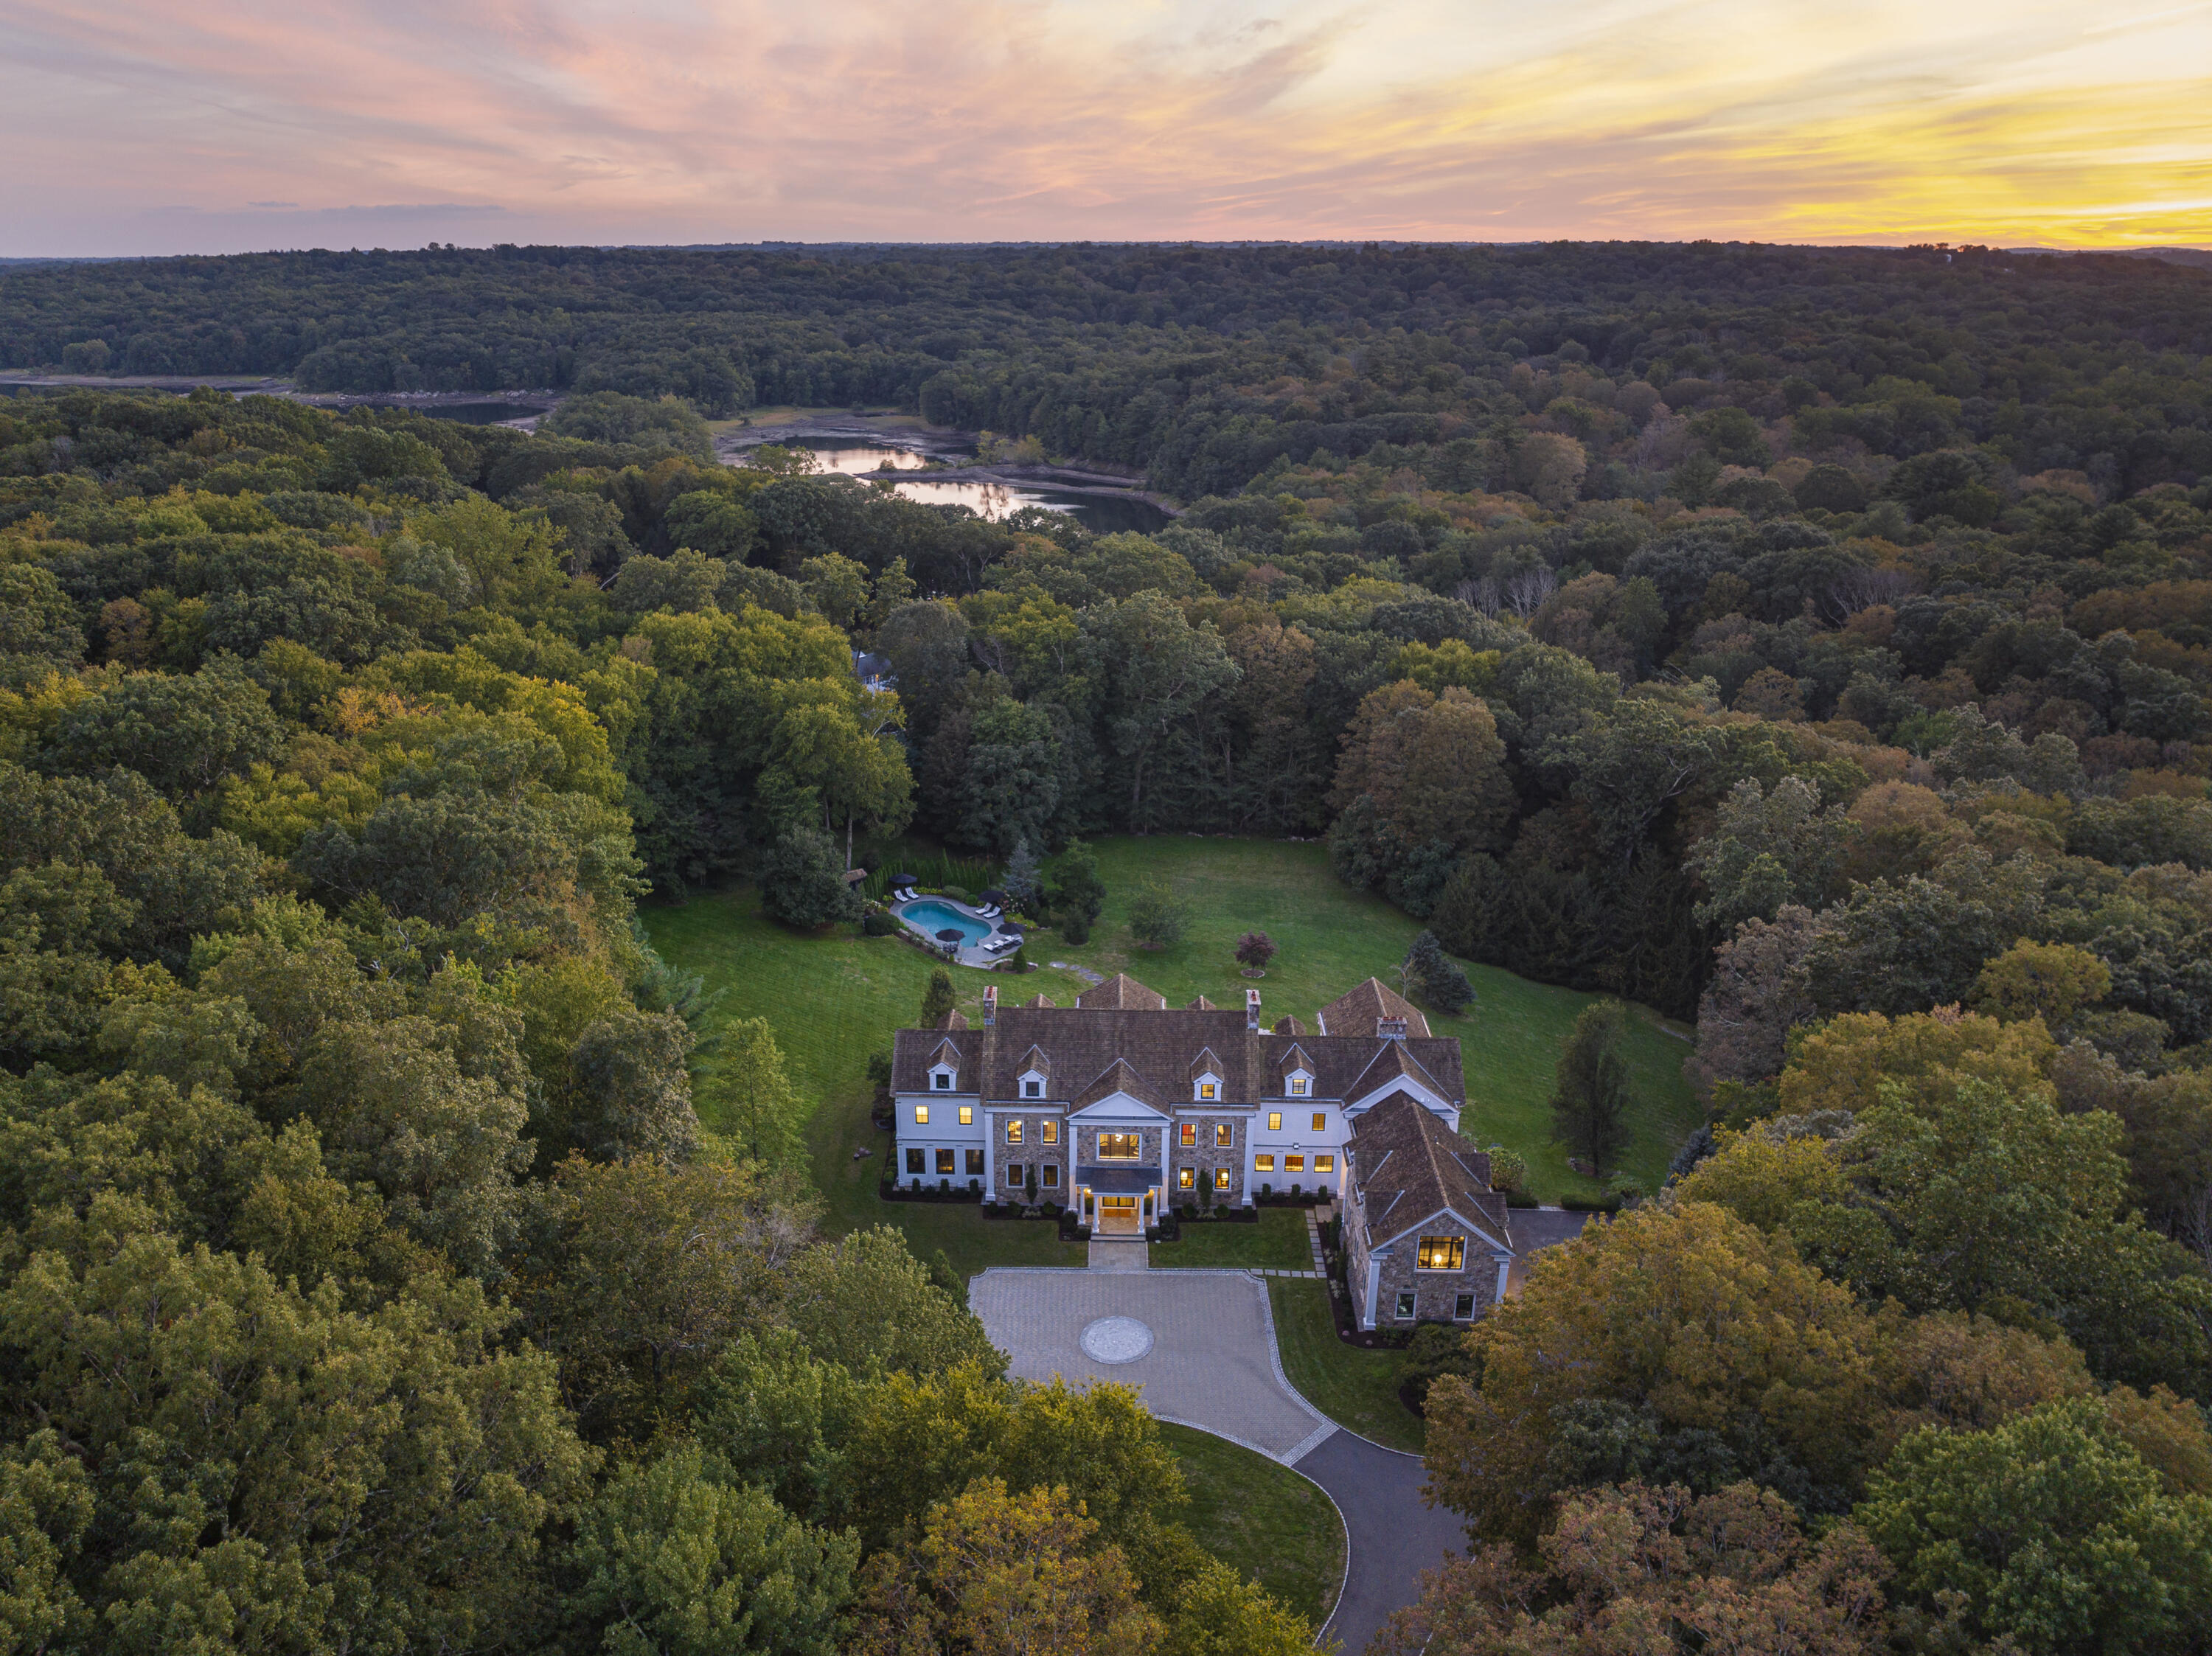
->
[900,899,995,945]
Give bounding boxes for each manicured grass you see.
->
[1158,1423,1344,1627]
[640,836,1702,1284]
[1150,1208,1315,1271]
[1013,838,1700,1199]
[1267,1278,1424,1453]
[642,886,1096,1284]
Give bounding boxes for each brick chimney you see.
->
[981,984,997,1027]
[1245,988,1262,1031]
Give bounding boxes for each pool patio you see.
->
[891,892,1027,967]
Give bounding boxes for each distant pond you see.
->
[745,436,1169,532]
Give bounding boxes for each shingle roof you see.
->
[1072,1057,1164,1110]
[1317,978,1430,1039]
[889,992,1464,1106]
[1077,973,1169,1011]
[1349,1093,1509,1250]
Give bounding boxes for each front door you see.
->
[1096,1195,1140,1235]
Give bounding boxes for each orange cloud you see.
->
[0,0,2204,253]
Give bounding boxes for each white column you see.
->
[1493,1253,1512,1305]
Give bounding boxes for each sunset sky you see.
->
[2,0,2207,255]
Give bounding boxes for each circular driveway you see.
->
[970,1267,1465,1652]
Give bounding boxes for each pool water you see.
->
[901,899,994,944]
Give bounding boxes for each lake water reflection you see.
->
[741,436,1170,532]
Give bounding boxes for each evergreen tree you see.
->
[1403,930,1473,1014]
[1003,837,1043,914]
[918,967,956,1028]
[758,827,863,930]
[1550,1000,1631,1174]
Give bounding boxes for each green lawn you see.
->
[974,837,1700,1198]
[1158,1423,1344,1627]
[1267,1278,1424,1453]
[641,835,1700,1282]
[1149,1208,1314,1271]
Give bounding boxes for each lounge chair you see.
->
[976,904,1001,919]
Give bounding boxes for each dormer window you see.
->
[933,1072,952,1090]
[1197,1080,1218,1101]
[1289,1076,1310,1096]
[1023,1078,1042,1099]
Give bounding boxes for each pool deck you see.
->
[892,895,1025,969]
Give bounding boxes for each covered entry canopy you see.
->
[1077,1165,1158,1194]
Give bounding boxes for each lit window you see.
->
[1180,1123,1197,1147]
[1198,1082,1217,1100]
[935,1149,954,1175]
[1315,1154,1335,1172]
[959,1106,973,1126]
[1043,1164,1060,1188]
[966,1149,984,1175]
[1255,1154,1276,1172]
[1284,1155,1305,1172]
[1312,1113,1325,1133]
[1416,1235,1466,1271]
[1041,1121,1057,1144]
[1023,1079,1041,1098]
[914,1104,930,1125]
[1214,1168,1231,1191]
[1006,1163,1025,1187]
[1006,1120,1023,1144]
[1097,1133,1140,1161]
[933,1073,950,1090]
[1290,1076,1308,1096]
[1179,1168,1194,1189]
[1267,1112,1282,1131]
[1454,1293,1475,1320]
[1394,1292,1416,1320]
[1215,1123,1232,1147]
[906,1148,924,1173]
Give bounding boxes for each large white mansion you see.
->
[890,973,1518,1326]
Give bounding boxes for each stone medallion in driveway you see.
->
[971,1268,1335,1461]
[972,1268,1469,1655]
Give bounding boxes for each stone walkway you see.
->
[969,1267,1464,1654]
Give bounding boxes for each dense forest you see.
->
[2,240,2211,1652]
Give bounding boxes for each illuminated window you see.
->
[1214,1168,1231,1191]
[1006,1120,1023,1144]
[935,1149,954,1175]
[1178,1168,1195,1189]
[1312,1113,1326,1132]
[958,1106,973,1126]
[1041,1121,1058,1144]
[933,1073,951,1090]
[1179,1123,1197,1147]
[1006,1163,1025,1187]
[1198,1082,1217,1100]
[1098,1133,1139,1161]
[1454,1293,1475,1320]
[1214,1123,1232,1147]
[1394,1292,1416,1320]
[966,1149,984,1175]
[1254,1154,1276,1172]
[1416,1235,1466,1271]
[906,1148,924,1173]
[1284,1155,1305,1172]
[1290,1076,1308,1096]
[1042,1164,1060,1188]
[1315,1154,1335,1172]
[914,1104,930,1125]
[1023,1079,1041,1098]
[1267,1112,1282,1131]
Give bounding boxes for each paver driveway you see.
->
[970,1267,1465,1653]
